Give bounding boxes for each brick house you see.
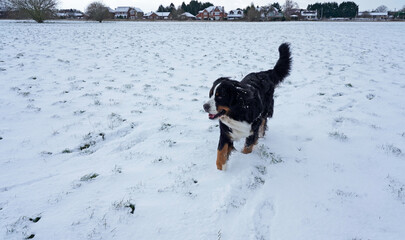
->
[180,12,196,20]
[144,12,158,20]
[156,12,172,20]
[129,8,144,19]
[115,7,131,19]
[196,6,226,20]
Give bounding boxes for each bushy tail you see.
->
[272,43,292,85]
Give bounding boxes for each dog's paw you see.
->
[242,146,253,154]
[216,162,227,171]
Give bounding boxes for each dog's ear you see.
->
[210,77,229,97]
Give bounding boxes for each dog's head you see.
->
[203,78,245,120]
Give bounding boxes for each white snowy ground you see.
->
[0,20,405,240]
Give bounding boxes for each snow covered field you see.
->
[1,20,405,239]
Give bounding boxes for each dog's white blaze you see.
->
[222,163,227,171]
[205,83,221,115]
[220,116,252,141]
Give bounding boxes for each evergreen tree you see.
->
[181,2,187,12]
[157,4,166,12]
[308,1,358,19]
[338,1,358,18]
[272,2,282,12]
[180,0,213,15]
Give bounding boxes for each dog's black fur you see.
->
[203,43,292,170]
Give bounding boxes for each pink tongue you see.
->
[209,114,215,119]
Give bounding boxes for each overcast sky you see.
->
[59,0,404,12]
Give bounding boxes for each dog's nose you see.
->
[203,103,210,112]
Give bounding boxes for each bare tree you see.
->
[9,0,58,23]
[282,0,299,19]
[375,5,388,12]
[261,4,277,20]
[247,4,261,21]
[86,1,110,23]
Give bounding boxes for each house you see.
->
[107,7,115,19]
[288,9,302,20]
[228,9,243,20]
[129,7,144,19]
[115,7,131,19]
[358,11,388,20]
[196,6,226,20]
[144,12,158,20]
[0,6,8,18]
[300,10,317,20]
[257,6,284,20]
[57,9,84,19]
[156,12,172,20]
[180,12,196,20]
[388,10,405,19]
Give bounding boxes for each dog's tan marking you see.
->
[259,118,267,138]
[242,139,258,154]
[217,105,230,114]
[217,143,233,170]
[242,145,254,154]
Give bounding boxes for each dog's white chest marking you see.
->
[220,116,252,141]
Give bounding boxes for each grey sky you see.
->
[60,0,404,13]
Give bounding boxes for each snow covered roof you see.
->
[367,12,388,16]
[156,12,170,17]
[228,9,243,17]
[133,8,143,13]
[56,13,68,17]
[301,10,317,16]
[115,7,130,12]
[203,6,225,13]
[144,11,155,17]
[181,12,196,18]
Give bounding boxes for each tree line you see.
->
[307,2,358,19]
[1,0,404,23]
[157,1,214,16]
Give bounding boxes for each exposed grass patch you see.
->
[112,165,122,174]
[159,123,173,131]
[29,217,41,223]
[163,139,177,147]
[80,173,99,182]
[257,145,283,164]
[113,199,136,214]
[382,144,402,157]
[366,93,375,100]
[62,148,72,154]
[329,131,348,141]
[79,141,96,151]
[25,234,35,239]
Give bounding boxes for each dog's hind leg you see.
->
[259,118,268,138]
[243,132,259,154]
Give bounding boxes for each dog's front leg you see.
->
[217,144,229,171]
[242,133,258,154]
[217,128,234,171]
[243,119,261,154]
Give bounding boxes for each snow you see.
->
[1,20,405,239]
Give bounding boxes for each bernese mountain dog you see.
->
[203,43,292,170]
